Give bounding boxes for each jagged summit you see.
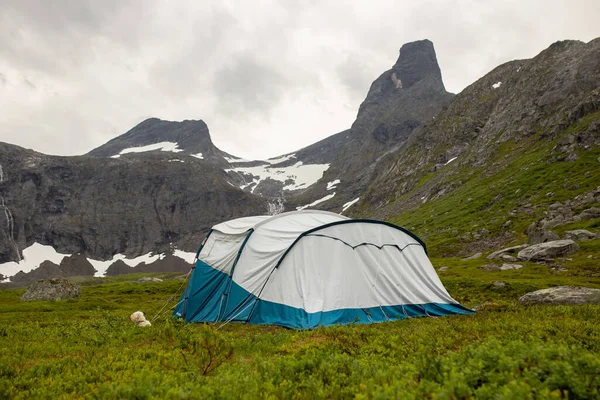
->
[86,117,231,164]
[358,39,449,117]
[392,39,444,89]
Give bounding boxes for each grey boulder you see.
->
[517,240,579,261]
[564,229,598,241]
[519,286,600,305]
[20,279,81,301]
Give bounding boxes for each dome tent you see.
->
[174,210,472,329]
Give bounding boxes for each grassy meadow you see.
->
[2,246,600,399]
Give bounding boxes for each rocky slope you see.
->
[354,38,600,255]
[0,142,267,266]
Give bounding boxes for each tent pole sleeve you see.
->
[219,229,254,321]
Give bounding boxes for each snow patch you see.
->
[267,153,296,164]
[111,142,183,158]
[492,81,502,89]
[168,159,184,163]
[172,249,197,263]
[326,179,340,190]
[226,162,330,192]
[341,198,360,214]
[445,157,457,165]
[516,67,521,72]
[0,243,70,278]
[0,242,197,281]
[296,192,336,211]
[191,153,204,159]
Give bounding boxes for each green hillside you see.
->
[1,275,599,399]
[387,111,600,257]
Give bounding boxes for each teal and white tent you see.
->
[175,210,472,329]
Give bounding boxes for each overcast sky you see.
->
[1,0,598,160]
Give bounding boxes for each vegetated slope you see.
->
[0,273,598,398]
[356,39,600,256]
[286,39,454,212]
[0,142,268,264]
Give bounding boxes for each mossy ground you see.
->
[1,255,599,399]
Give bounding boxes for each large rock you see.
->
[564,229,598,241]
[519,286,600,305]
[487,244,528,259]
[526,221,559,244]
[499,263,523,270]
[517,240,579,261]
[578,207,600,221]
[20,279,81,301]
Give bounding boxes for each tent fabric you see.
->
[175,210,473,329]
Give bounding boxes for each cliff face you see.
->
[0,143,268,264]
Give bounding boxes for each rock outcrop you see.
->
[20,279,81,301]
[564,229,598,241]
[517,240,579,261]
[518,286,600,305]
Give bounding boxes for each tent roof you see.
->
[211,210,349,235]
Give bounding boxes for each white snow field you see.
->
[111,142,183,158]
[0,242,197,281]
[296,192,336,211]
[226,161,330,192]
[341,197,360,213]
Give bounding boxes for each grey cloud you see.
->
[336,53,380,102]
[0,0,598,159]
[212,53,290,118]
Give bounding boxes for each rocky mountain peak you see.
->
[358,39,450,119]
[392,39,444,90]
[86,117,231,164]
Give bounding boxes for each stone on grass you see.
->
[137,277,163,283]
[462,252,482,261]
[518,286,600,305]
[487,244,528,259]
[564,229,598,242]
[492,281,506,287]
[578,207,600,221]
[499,263,523,270]
[438,267,449,271]
[517,240,579,261]
[21,279,81,301]
[480,264,501,271]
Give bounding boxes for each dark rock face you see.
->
[20,279,81,301]
[0,143,268,265]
